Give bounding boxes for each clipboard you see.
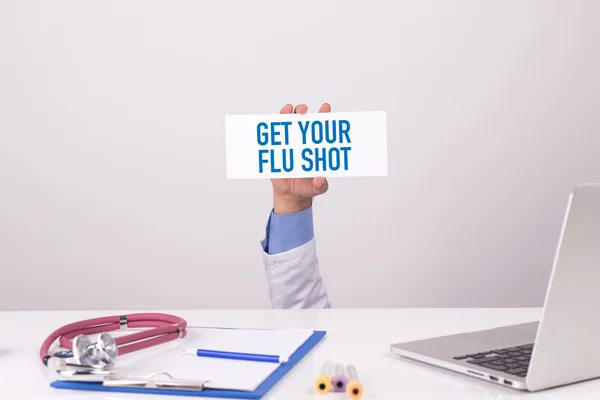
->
[50,329,326,399]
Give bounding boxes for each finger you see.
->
[311,177,329,196]
[280,104,293,114]
[318,103,331,113]
[293,104,308,114]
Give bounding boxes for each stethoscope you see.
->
[40,313,188,382]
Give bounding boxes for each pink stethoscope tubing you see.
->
[40,313,187,365]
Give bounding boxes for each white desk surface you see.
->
[1,308,598,399]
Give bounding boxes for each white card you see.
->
[225,110,388,179]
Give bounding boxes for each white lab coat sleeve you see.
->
[262,237,331,309]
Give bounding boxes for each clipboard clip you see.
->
[50,358,115,382]
[103,372,209,391]
[50,358,208,391]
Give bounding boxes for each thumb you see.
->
[311,177,329,196]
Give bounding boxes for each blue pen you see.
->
[182,348,288,363]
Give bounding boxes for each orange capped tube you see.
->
[346,364,363,400]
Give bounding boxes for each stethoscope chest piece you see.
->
[72,332,118,368]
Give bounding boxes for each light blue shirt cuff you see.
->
[262,206,314,255]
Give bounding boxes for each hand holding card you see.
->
[270,103,332,214]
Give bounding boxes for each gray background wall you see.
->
[1,0,598,310]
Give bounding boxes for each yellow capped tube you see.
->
[315,360,334,394]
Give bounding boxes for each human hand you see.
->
[271,103,332,214]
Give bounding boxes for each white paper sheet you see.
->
[109,327,314,391]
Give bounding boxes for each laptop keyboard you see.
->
[453,343,533,377]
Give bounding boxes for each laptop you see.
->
[390,183,600,392]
